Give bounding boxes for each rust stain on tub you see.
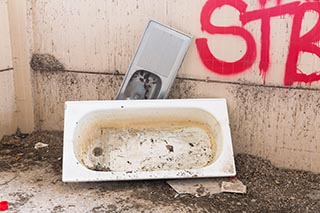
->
[76,119,216,172]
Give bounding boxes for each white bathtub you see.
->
[62,99,236,182]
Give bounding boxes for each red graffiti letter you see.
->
[196,0,256,75]
[241,2,299,80]
[285,2,320,85]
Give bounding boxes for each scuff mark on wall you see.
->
[0,68,13,73]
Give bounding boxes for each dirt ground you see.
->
[0,131,319,212]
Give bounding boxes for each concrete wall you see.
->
[0,0,17,139]
[7,0,320,172]
[7,0,35,133]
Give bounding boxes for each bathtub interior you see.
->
[72,107,224,173]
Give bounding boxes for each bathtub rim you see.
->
[62,99,236,182]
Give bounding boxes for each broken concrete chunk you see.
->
[168,178,246,197]
[221,179,247,194]
[168,179,221,197]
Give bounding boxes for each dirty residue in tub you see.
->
[79,120,216,172]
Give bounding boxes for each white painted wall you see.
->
[7,0,35,133]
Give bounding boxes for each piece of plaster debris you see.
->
[30,53,64,71]
[167,178,246,197]
[34,142,49,150]
[221,179,247,194]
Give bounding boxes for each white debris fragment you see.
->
[34,142,49,150]
[168,178,246,197]
[168,179,222,197]
[221,179,247,194]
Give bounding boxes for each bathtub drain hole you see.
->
[93,147,103,157]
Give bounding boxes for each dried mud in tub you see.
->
[75,119,216,172]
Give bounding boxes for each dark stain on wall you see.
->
[30,54,65,72]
